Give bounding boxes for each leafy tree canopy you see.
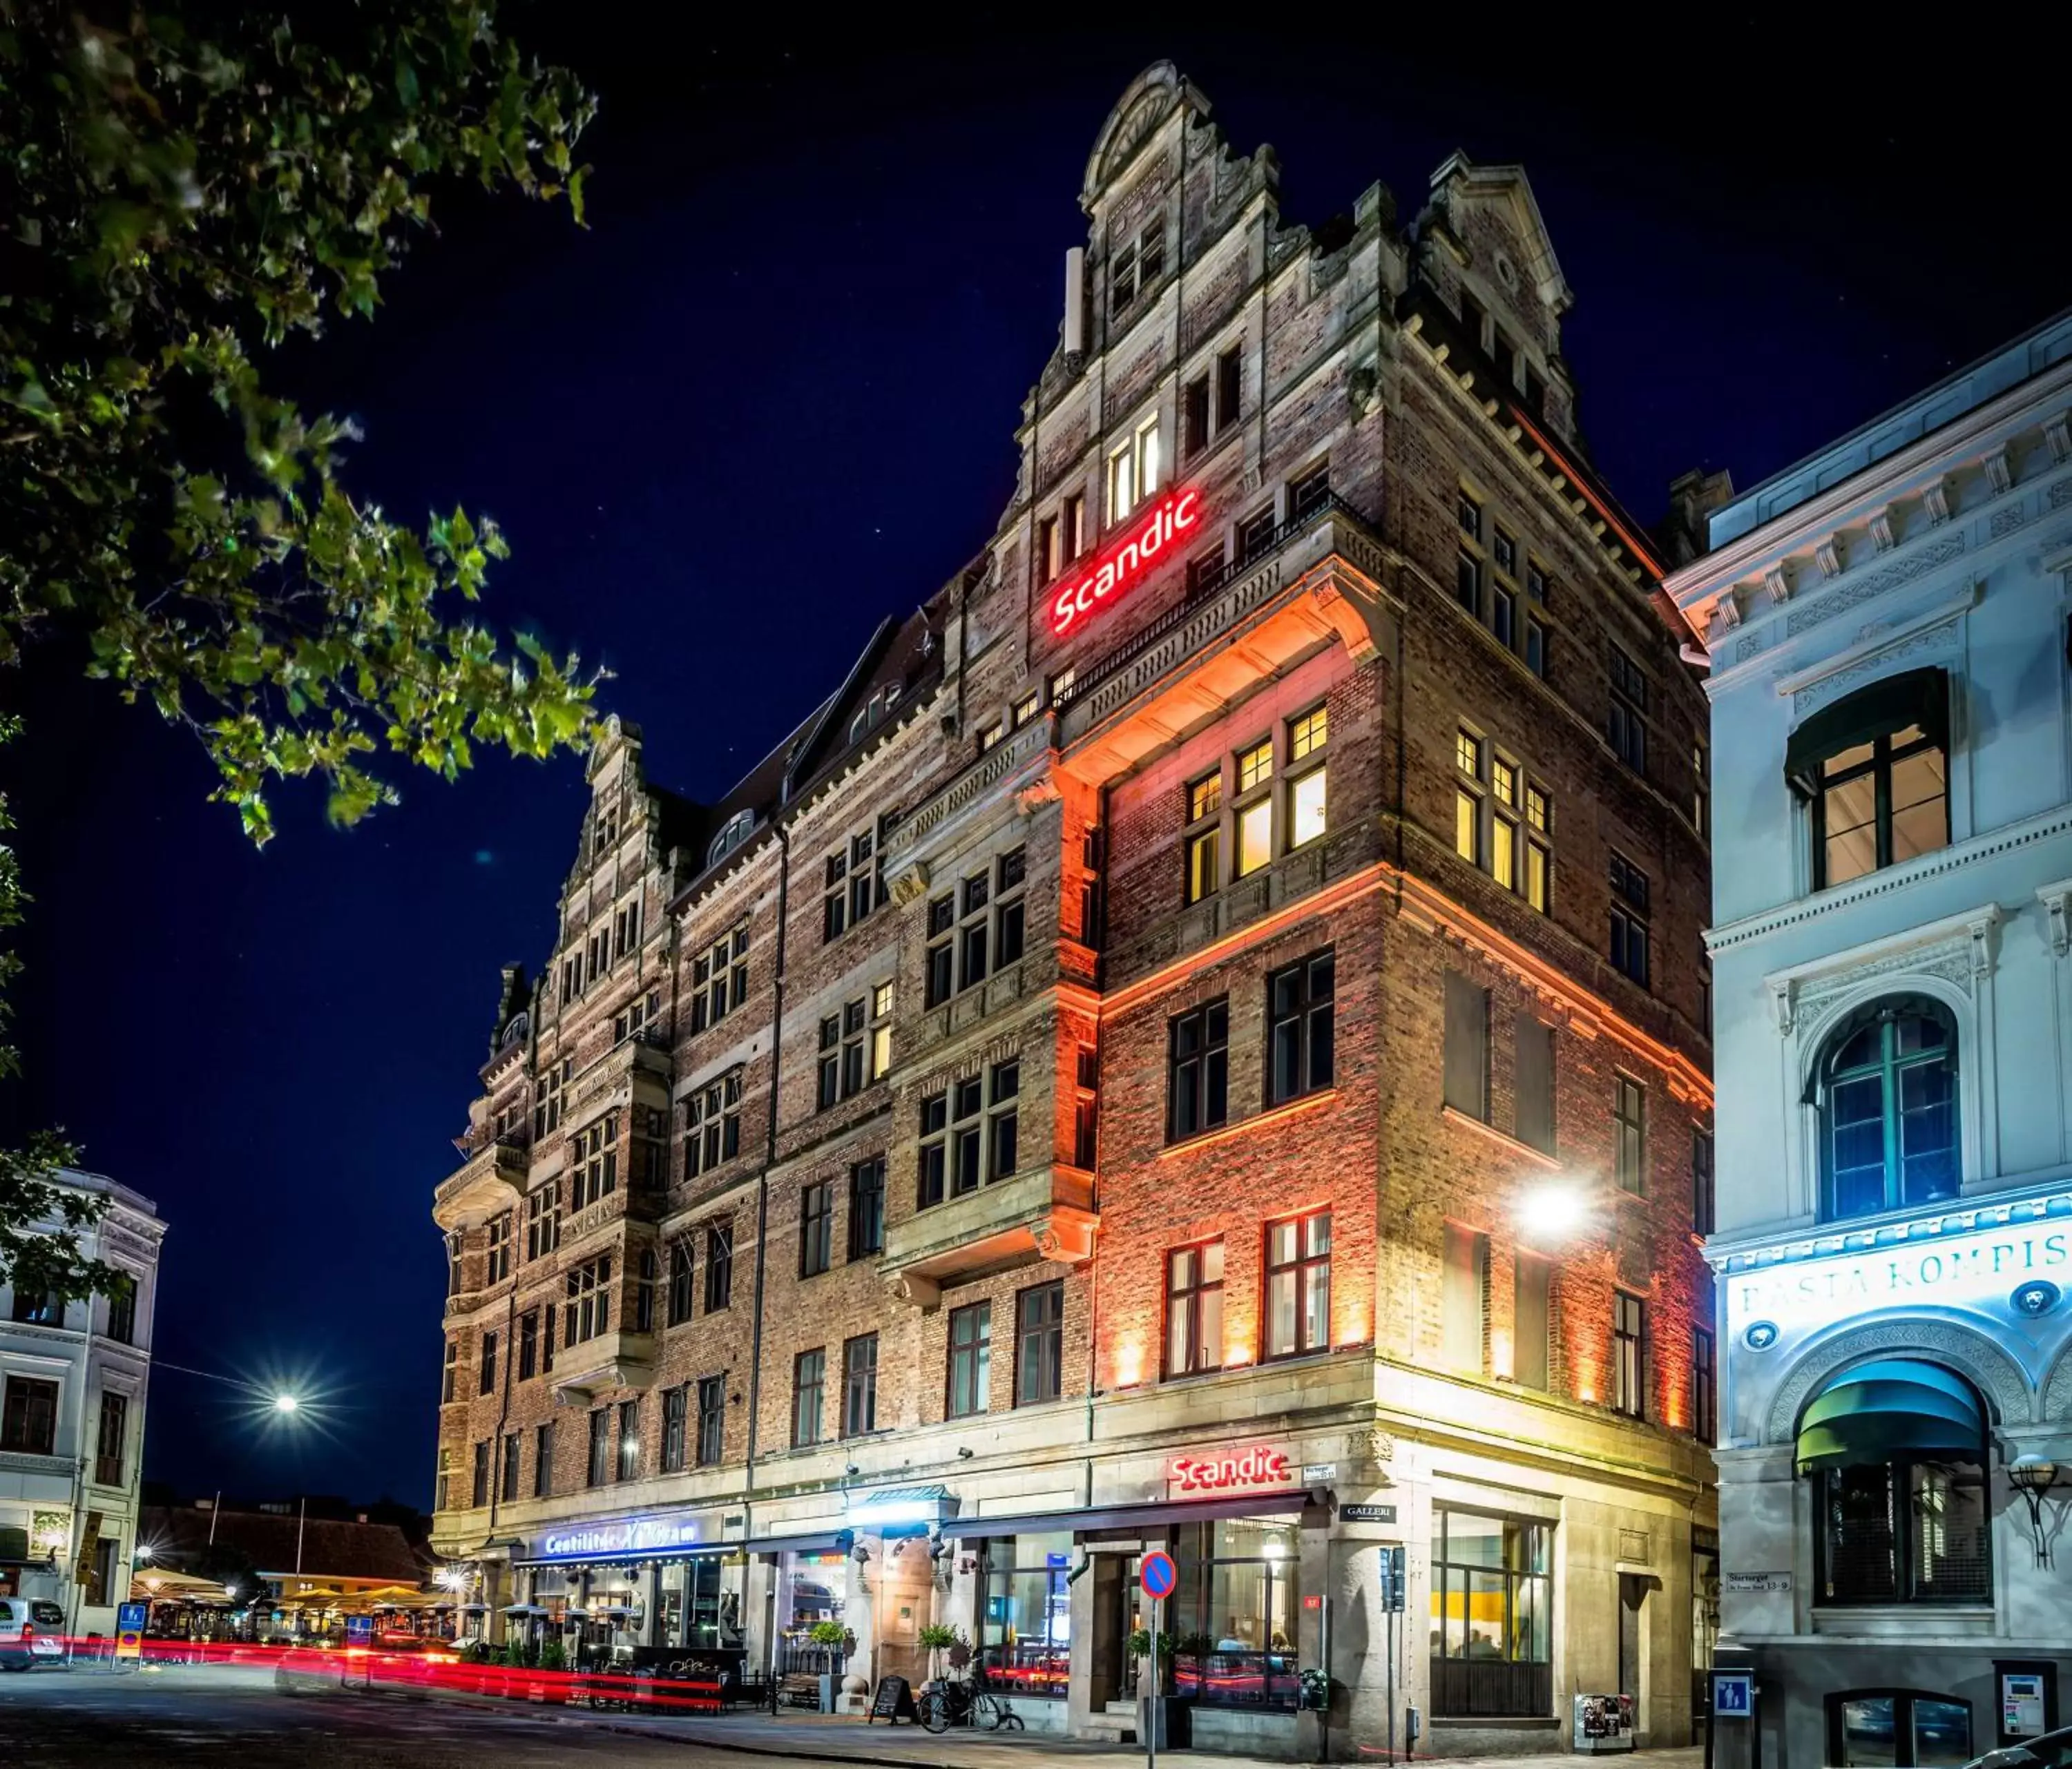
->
[0,0,602,1296]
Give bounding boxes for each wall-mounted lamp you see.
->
[957,1447,975,1460]
[2010,1456,2061,1567]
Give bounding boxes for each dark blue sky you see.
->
[5,21,2065,1507]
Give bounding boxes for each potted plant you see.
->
[1132,1627,1190,1749]
[807,1618,850,1672]
[917,1622,964,1688]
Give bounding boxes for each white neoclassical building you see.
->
[0,1170,162,1643]
[1668,307,2072,1769]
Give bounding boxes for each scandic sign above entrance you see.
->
[1171,1446,1291,1493]
[537,1515,700,1561]
[1049,488,1203,639]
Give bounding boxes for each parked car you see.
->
[0,1598,67,1671]
[1967,1730,2072,1769]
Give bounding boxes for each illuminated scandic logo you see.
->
[1171,1445,1291,1494]
[1725,1217,2072,1333]
[1050,488,1203,639]
[537,1515,700,1560]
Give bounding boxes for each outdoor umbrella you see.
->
[501,1603,548,1616]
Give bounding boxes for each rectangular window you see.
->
[995,848,1026,968]
[1693,1328,1717,1444]
[1514,1257,1551,1391]
[533,1422,553,1498]
[1691,742,1710,840]
[704,1222,733,1311]
[1612,1291,1647,1419]
[1441,1224,1488,1373]
[1183,374,1211,458]
[990,1059,1021,1180]
[1609,853,1651,989]
[1693,1130,1716,1235]
[662,1385,688,1473]
[1216,346,1243,429]
[0,1377,57,1456]
[1167,998,1229,1141]
[501,1431,521,1503]
[792,1348,825,1448]
[106,1284,136,1346]
[1238,505,1278,565]
[1443,971,1490,1121]
[94,1390,126,1487]
[697,1375,725,1466]
[1525,617,1547,679]
[668,1241,694,1325]
[979,722,1004,753]
[1289,706,1327,847]
[1036,514,1060,583]
[8,1286,57,1326]
[799,1180,833,1277]
[1267,949,1335,1104]
[586,1409,610,1487]
[1189,542,1228,596]
[1265,1211,1332,1359]
[479,1330,499,1397]
[570,1114,617,1208]
[1429,1509,1553,1717]
[1185,770,1222,904]
[1609,645,1649,774]
[870,981,894,1080]
[517,1309,539,1382]
[1455,551,1481,615]
[564,1254,613,1345]
[684,1072,742,1179]
[617,1400,641,1481]
[526,1181,561,1261]
[1524,786,1551,913]
[1107,414,1162,522]
[1493,528,1517,578]
[472,1440,490,1507]
[918,1089,948,1209]
[849,1157,885,1259]
[1515,1014,1555,1153]
[1614,1074,1647,1194]
[1015,1282,1065,1405]
[842,1333,879,1437]
[442,1339,458,1404]
[1235,797,1272,877]
[948,1302,992,1418]
[1457,490,1482,541]
[1165,1241,1225,1378]
[1110,220,1164,314]
[1492,584,1515,648]
[1810,721,1949,889]
[1013,690,1040,730]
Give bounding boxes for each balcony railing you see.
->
[1053,487,1366,717]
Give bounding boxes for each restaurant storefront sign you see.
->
[533,1513,703,1563]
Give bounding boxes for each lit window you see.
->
[1165,1241,1225,1378]
[1456,791,1480,865]
[870,982,894,1080]
[1455,731,1482,777]
[1185,771,1221,905]
[1238,740,1274,792]
[1291,767,1327,847]
[979,723,1004,753]
[1264,1210,1332,1359]
[1235,800,1272,878]
[1013,690,1040,729]
[1291,705,1327,760]
[1107,415,1162,523]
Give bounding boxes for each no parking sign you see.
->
[1139,1551,1177,1599]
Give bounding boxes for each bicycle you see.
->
[918,1674,1023,1733]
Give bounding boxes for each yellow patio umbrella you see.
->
[131,1568,229,1602]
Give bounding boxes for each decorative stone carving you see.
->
[1761,564,1792,607]
[1815,536,1844,579]
[1992,503,2028,539]
[2037,882,2072,958]
[1984,447,2013,496]
[1785,534,1966,638]
[1736,632,1763,664]
[1868,507,1897,553]
[1707,594,1742,637]
[1767,978,1795,1036]
[2036,1339,2072,1420]
[1763,1319,2034,1444]
[2046,413,2072,467]
[1922,479,1953,526]
[1791,617,1964,717]
[886,862,929,907]
[885,1272,941,1313]
[2053,478,2072,511]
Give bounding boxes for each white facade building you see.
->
[0,1170,162,1642]
[1668,309,2072,1769]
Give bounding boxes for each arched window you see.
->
[1784,666,1950,889]
[706,809,755,869]
[1800,1360,1989,1607]
[1810,995,1958,1221]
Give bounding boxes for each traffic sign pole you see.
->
[1137,1550,1178,1769]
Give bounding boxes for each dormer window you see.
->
[707,810,754,869]
[1110,220,1166,316]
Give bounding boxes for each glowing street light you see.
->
[272,1393,300,1415]
[1517,1180,1589,1240]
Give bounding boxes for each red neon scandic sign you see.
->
[1049,487,1203,639]
[1170,1446,1292,1494]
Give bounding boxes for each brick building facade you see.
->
[430,64,1716,1758]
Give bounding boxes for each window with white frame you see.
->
[1106,414,1162,523]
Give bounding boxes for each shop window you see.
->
[1164,1241,1225,1378]
[1015,1282,1064,1406]
[948,1301,991,1418]
[1812,996,1959,1222]
[1430,1508,1553,1717]
[1266,949,1334,1105]
[1167,998,1229,1142]
[977,1531,1072,1696]
[1263,1210,1331,1360]
[1828,1691,1974,1768]
[1170,1518,1301,1710]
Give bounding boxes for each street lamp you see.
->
[2010,1456,2060,1567]
[271,1393,300,1415]
[1517,1181,1589,1240]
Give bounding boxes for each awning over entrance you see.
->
[955,1487,1323,1540]
[738,1529,852,1558]
[1796,1359,1986,1474]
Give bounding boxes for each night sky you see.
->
[3,20,2065,1509]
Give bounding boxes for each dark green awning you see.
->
[1785,666,1948,798]
[1796,1359,1984,1474]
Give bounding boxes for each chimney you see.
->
[1062,247,1085,356]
